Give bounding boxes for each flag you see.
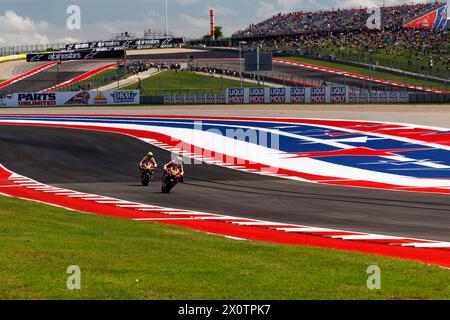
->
[404,5,447,31]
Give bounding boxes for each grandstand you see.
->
[232,2,449,79]
[233,2,446,37]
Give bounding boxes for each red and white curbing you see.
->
[274,58,449,94]
[0,62,59,89]
[42,63,117,92]
[2,167,450,268]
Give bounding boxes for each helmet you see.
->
[147,152,154,157]
[174,156,183,165]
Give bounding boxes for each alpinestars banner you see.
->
[65,38,185,51]
[27,49,126,62]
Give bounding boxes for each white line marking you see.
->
[332,235,406,240]
[402,242,450,248]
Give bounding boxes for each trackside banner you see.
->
[227,87,348,104]
[0,90,140,107]
[224,87,347,104]
[65,38,185,51]
[160,87,411,104]
[27,49,126,62]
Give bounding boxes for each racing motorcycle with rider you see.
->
[139,152,158,186]
[161,156,184,193]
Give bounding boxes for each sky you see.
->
[0,0,446,45]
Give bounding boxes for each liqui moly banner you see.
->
[248,88,265,104]
[1,90,140,107]
[270,88,286,103]
[158,88,412,105]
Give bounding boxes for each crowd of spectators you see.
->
[233,2,445,38]
[232,2,448,76]
[125,61,183,75]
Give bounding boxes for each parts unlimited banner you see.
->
[0,90,140,107]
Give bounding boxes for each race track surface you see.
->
[0,60,114,93]
[193,59,416,92]
[0,125,448,242]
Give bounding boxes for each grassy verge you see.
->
[0,195,449,300]
[283,57,449,91]
[60,67,119,91]
[121,70,258,93]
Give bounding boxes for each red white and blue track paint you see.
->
[0,115,449,267]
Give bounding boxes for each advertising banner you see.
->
[0,93,15,107]
[369,92,379,103]
[164,95,175,104]
[174,94,186,104]
[248,88,265,104]
[185,94,197,104]
[289,87,306,103]
[1,90,139,107]
[388,92,400,103]
[348,93,358,103]
[399,92,409,103]
[205,94,216,104]
[330,87,347,103]
[216,94,226,104]
[270,88,286,103]
[310,87,326,103]
[195,94,206,104]
[158,88,412,105]
[378,92,389,103]
[27,49,125,62]
[65,38,185,51]
[227,88,245,104]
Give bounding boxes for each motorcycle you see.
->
[161,168,183,193]
[140,163,155,186]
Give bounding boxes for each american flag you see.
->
[434,5,447,31]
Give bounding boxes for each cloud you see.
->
[0,10,80,46]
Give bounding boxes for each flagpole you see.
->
[165,0,169,36]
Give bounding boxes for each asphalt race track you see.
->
[0,125,448,242]
[0,60,115,94]
[192,59,416,92]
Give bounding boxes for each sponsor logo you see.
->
[270,88,286,103]
[17,93,56,106]
[110,91,138,103]
[228,88,245,104]
[94,92,107,104]
[65,92,90,105]
[249,88,265,104]
[48,52,82,61]
[29,54,45,62]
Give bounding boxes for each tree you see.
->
[214,26,224,39]
[202,26,224,42]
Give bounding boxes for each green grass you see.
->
[0,195,449,300]
[283,57,449,91]
[61,68,118,91]
[268,34,449,79]
[121,70,258,93]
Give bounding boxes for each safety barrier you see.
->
[162,87,411,104]
[0,90,140,107]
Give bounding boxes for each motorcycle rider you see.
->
[162,155,184,183]
[140,152,158,171]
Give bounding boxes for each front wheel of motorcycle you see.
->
[141,173,150,186]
